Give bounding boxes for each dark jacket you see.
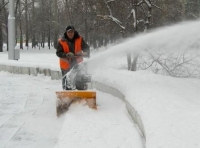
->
[56,31,90,58]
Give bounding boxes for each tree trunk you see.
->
[2,0,8,51]
[20,26,23,49]
[25,0,29,47]
[145,0,152,31]
[42,33,45,48]
[19,0,23,49]
[128,0,138,71]
[0,0,2,52]
[84,0,88,43]
[180,0,186,19]
[0,22,3,52]
[53,0,59,49]
[32,0,36,48]
[48,2,51,50]
[130,53,138,71]
[127,53,131,70]
[15,0,19,45]
[91,32,97,49]
[48,25,50,49]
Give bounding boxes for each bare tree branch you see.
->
[0,1,9,12]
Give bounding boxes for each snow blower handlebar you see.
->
[74,52,90,58]
[60,52,89,62]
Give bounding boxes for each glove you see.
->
[66,52,74,58]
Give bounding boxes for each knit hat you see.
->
[66,25,75,32]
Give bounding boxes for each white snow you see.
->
[1,19,200,148]
[0,72,144,148]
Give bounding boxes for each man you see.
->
[56,25,90,90]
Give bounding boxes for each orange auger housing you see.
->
[56,90,96,117]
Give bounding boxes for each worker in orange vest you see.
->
[56,25,90,90]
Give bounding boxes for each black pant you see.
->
[61,69,70,90]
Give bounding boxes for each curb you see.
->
[0,64,62,80]
[93,81,146,140]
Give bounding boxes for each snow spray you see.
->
[85,19,200,73]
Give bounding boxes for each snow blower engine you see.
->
[56,62,96,117]
[64,63,92,90]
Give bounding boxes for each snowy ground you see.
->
[0,73,64,148]
[0,72,144,148]
[1,19,200,148]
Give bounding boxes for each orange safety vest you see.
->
[59,37,83,70]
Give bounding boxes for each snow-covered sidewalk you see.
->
[0,71,144,148]
[0,72,63,148]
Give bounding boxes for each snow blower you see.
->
[56,62,96,117]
